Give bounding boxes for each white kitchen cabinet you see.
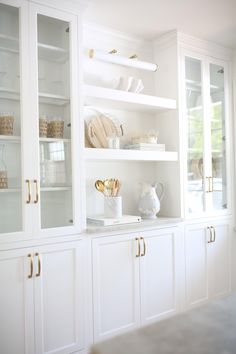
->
[140,227,182,326]
[182,52,232,218]
[92,226,183,341]
[185,219,231,308]
[92,233,140,341]
[0,240,85,354]
[0,0,83,242]
[0,248,34,354]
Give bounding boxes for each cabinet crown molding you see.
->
[30,0,90,13]
[154,30,233,61]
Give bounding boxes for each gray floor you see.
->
[91,294,236,354]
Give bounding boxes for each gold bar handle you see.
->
[35,253,41,277]
[140,237,146,257]
[207,226,212,243]
[210,177,214,192]
[33,179,39,204]
[28,254,33,279]
[135,238,141,257]
[206,177,211,193]
[26,179,31,204]
[211,226,216,242]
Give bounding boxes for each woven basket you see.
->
[0,115,14,136]
[0,171,8,189]
[39,118,48,137]
[47,120,64,138]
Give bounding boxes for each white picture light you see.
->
[88,49,158,72]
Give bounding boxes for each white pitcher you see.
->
[138,182,165,219]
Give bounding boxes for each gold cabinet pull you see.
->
[207,226,212,243]
[35,253,41,277]
[28,254,33,278]
[206,177,211,193]
[33,179,39,204]
[140,237,146,257]
[211,226,216,242]
[26,179,31,204]
[135,238,141,257]
[210,177,214,192]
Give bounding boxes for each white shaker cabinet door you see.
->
[207,221,231,299]
[0,248,35,354]
[92,235,140,342]
[140,227,181,325]
[34,241,85,354]
[185,223,209,308]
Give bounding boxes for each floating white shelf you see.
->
[41,187,71,192]
[85,148,178,162]
[38,42,68,62]
[39,137,70,143]
[84,85,176,113]
[39,92,69,106]
[0,135,21,143]
[0,87,19,101]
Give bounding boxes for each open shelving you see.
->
[85,148,178,162]
[84,85,176,113]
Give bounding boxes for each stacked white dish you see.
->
[112,76,144,93]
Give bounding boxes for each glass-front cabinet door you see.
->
[30,4,80,236]
[184,53,229,217]
[0,1,31,240]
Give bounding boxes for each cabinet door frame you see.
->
[207,219,231,299]
[92,233,141,342]
[0,0,33,243]
[180,47,233,219]
[29,3,82,238]
[0,247,35,354]
[140,227,182,325]
[185,222,209,308]
[34,240,85,354]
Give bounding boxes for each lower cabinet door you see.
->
[34,241,85,354]
[92,234,140,342]
[208,221,231,299]
[185,219,231,308]
[0,248,35,354]
[185,223,209,308]
[140,227,180,325]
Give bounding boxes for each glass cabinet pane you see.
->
[37,15,73,229]
[210,64,227,210]
[185,57,204,214]
[0,4,22,233]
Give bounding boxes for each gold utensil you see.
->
[95,180,105,195]
[115,179,121,196]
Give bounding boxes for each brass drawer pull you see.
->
[135,238,141,257]
[26,179,31,204]
[140,237,146,257]
[28,254,33,278]
[211,226,216,242]
[33,179,39,204]
[209,177,214,192]
[207,226,212,243]
[35,253,41,277]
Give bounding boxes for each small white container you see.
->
[104,196,122,218]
